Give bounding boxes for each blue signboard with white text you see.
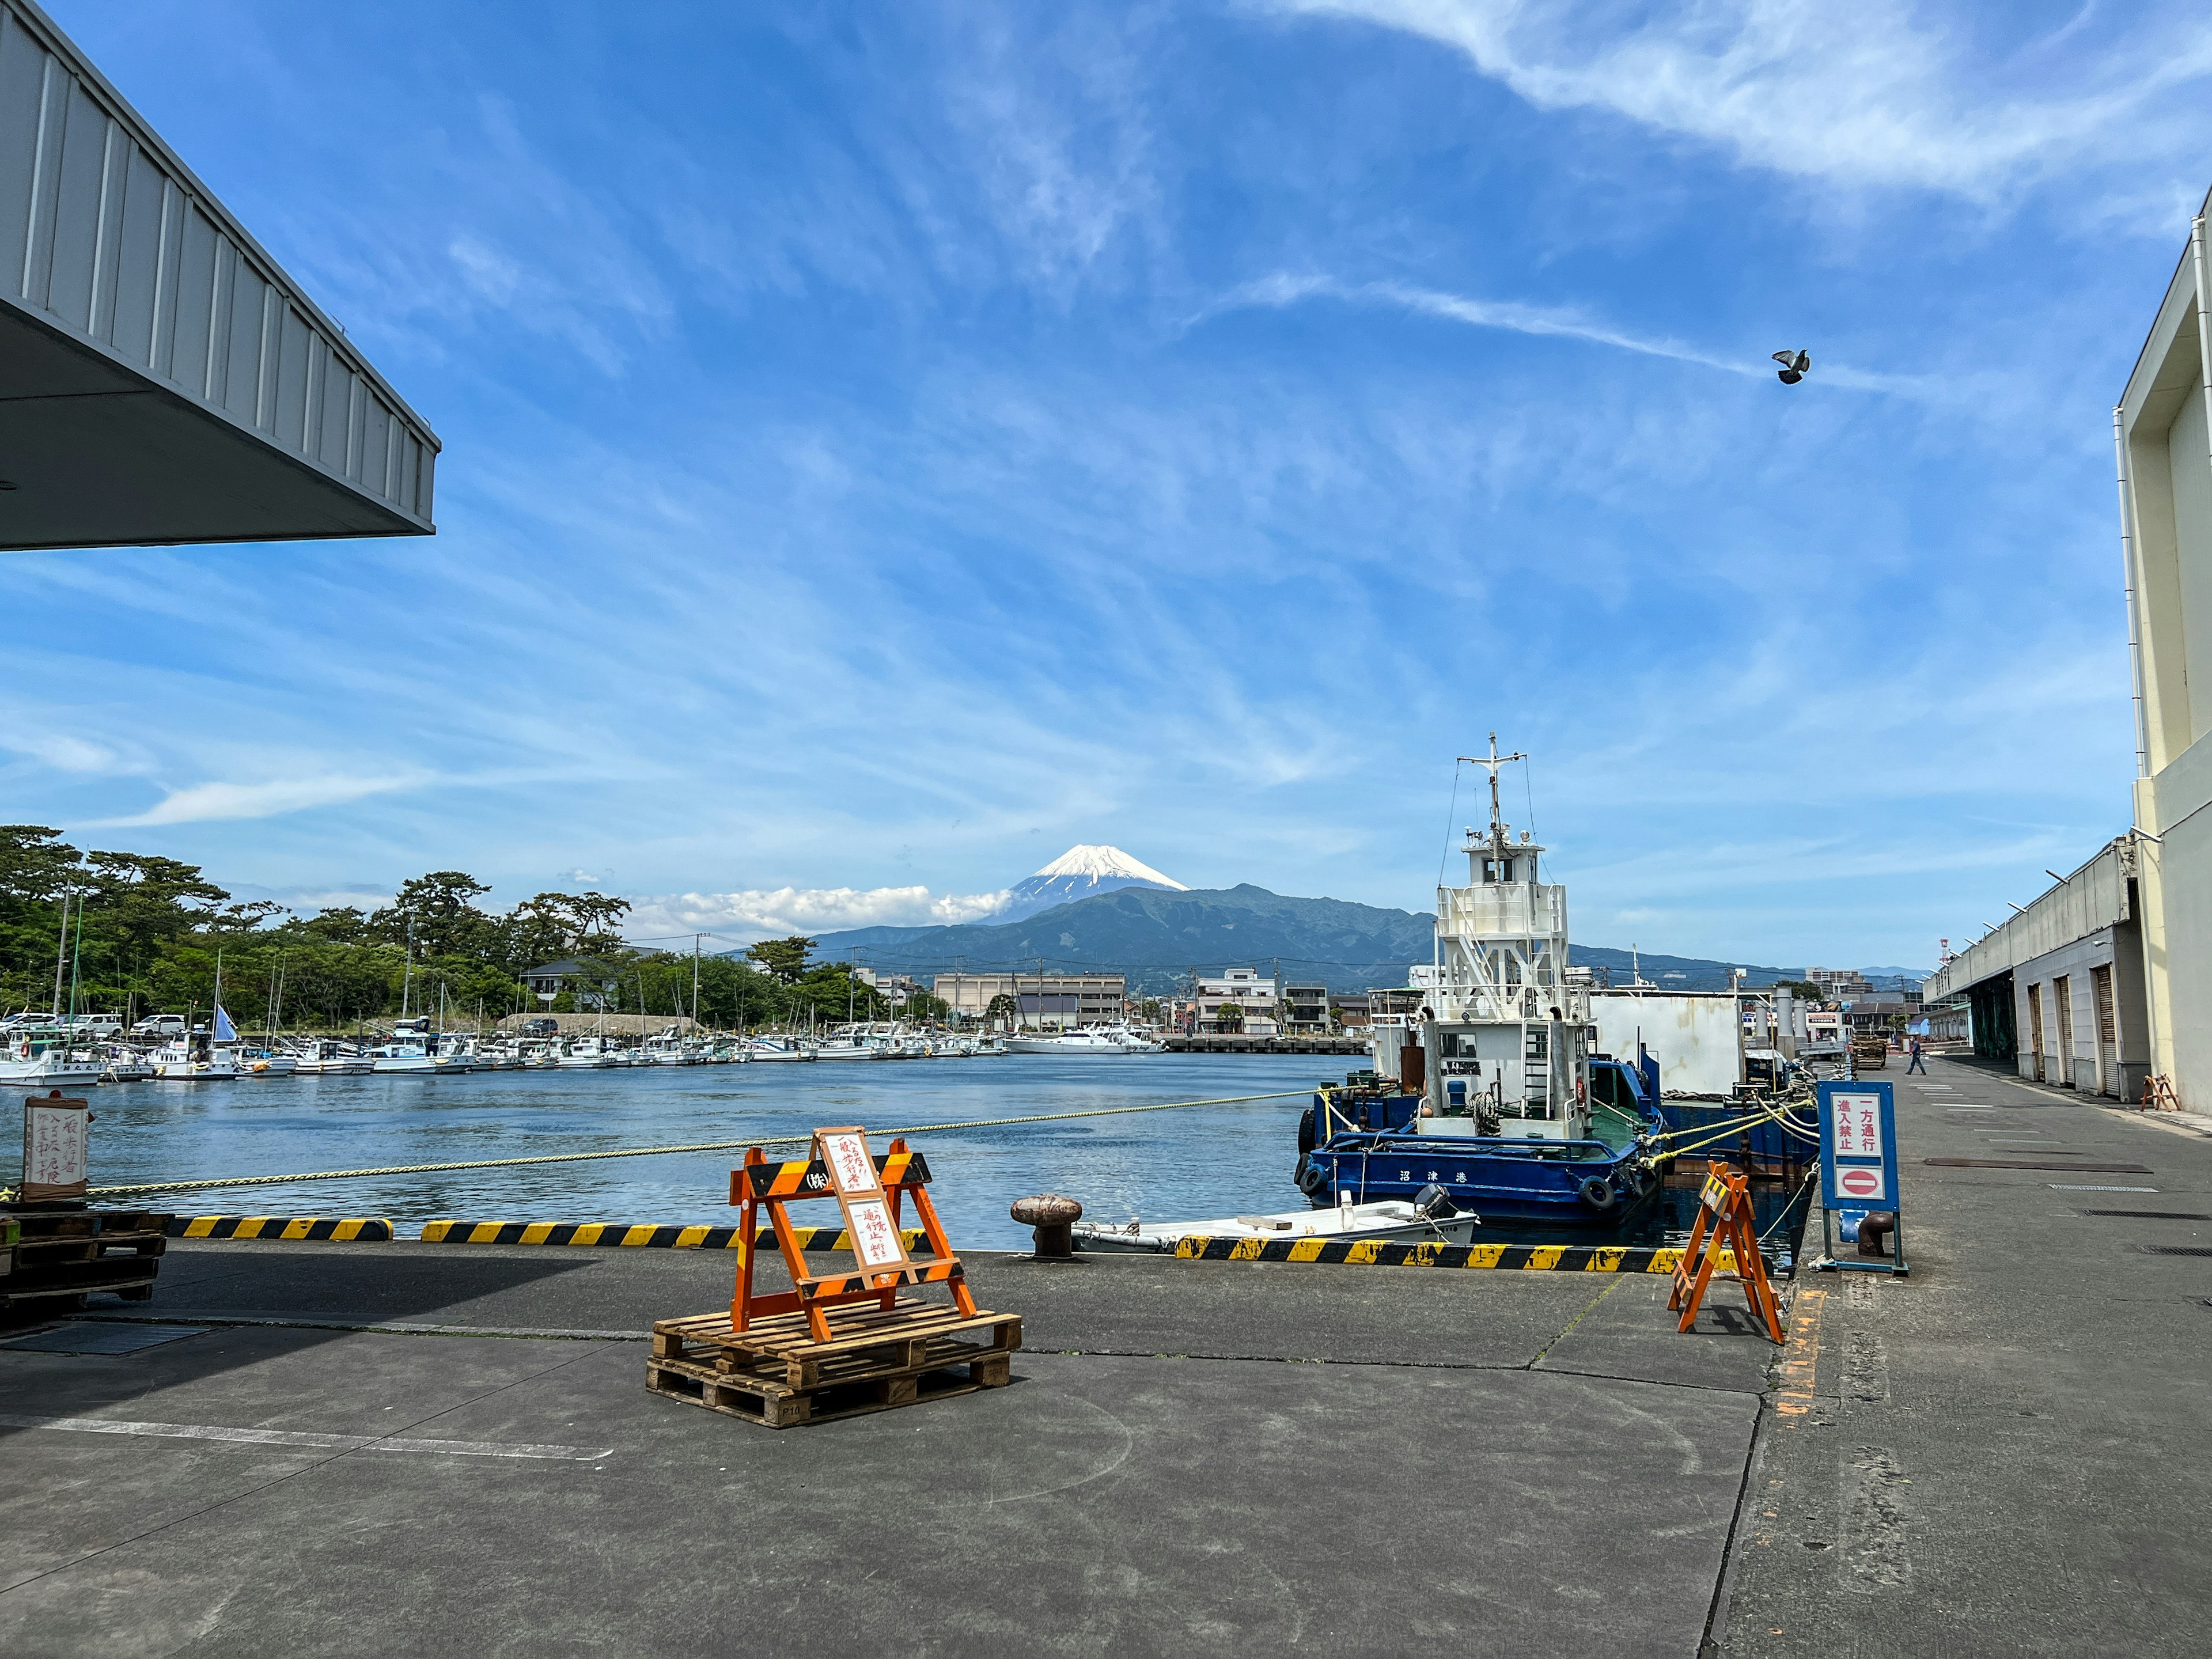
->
[1817,1078,1908,1274]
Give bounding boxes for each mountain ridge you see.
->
[800,882,1826,996]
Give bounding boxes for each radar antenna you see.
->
[1457,732,1527,860]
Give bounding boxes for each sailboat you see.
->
[372,926,437,1074]
[154,955,241,1080]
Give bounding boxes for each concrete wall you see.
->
[2117,184,2212,1111]
[1590,991,1742,1096]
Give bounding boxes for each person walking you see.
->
[1905,1034,1927,1074]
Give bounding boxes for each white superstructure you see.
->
[1378,736,1596,1144]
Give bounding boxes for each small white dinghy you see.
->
[1071,1187,1479,1255]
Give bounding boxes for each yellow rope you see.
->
[60,1089,1315,1201]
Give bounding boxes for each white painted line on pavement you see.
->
[0,1412,611,1461]
[2050,1184,2158,1192]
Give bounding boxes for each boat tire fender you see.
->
[1297,1106,1318,1158]
[1578,1174,1618,1211]
[1296,1158,1329,1198]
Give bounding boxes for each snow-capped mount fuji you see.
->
[993,845,1186,923]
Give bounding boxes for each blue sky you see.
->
[8,0,2212,968]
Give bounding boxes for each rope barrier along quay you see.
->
[61,1089,1317,1203]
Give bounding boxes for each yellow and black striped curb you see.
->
[1171,1237,1752,1272]
[418,1220,928,1251]
[168,1216,395,1242]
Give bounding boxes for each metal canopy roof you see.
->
[0,1,438,551]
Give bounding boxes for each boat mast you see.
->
[691,934,702,1030]
[400,919,415,1021]
[1456,731,1526,873]
[50,890,70,1025]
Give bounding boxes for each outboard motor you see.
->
[1412,1183,1457,1221]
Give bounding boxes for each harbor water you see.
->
[80,1054,1812,1255]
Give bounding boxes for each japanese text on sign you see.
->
[1831,1092,1884,1158]
[822,1131,874,1195]
[24,1104,87,1189]
[846,1198,904,1268]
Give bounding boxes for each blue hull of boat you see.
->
[1297,1132,1662,1228]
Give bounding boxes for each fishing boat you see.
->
[1074,1188,1480,1254]
[1292,737,1666,1227]
[152,1029,241,1081]
[100,1044,155,1082]
[290,1039,376,1076]
[0,1028,107,1088]
[557,1035,621,1068]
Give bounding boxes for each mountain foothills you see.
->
[0,827,891,1029]
[808,881,1816,995]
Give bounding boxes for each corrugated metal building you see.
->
[1,0,437,549]
[1917,837,2151,1101]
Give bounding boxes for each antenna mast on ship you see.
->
[1458,732,1527,861]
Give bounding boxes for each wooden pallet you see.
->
[2,1209,173,1313]
[647,1338,1014,1428]
[646,1296,1020,1427]
[652,1297,1021,1389]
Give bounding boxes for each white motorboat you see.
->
[372,1043,437,1075]
[101,1045,155,1082]
[0,1034,107,1089]
[1072,1193,1481,1255]
[1005,1030,1132,1055]
[239,1050,298,1077]
[151,1039,240,1081]
[558,1035,621,1068]
[291,1039,376,1076]
[744,1037,813,1062]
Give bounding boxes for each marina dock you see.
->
[4,1054,2207,1654]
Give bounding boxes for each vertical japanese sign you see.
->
[1816,1078,1904,1272]
[22,1093,90,1202]
[812,1126,911,1275]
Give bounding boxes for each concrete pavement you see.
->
[3,1055,2207,1656]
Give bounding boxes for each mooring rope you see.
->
[54,1089,1315,1202]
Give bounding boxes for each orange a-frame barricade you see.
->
[729,1127,976,1343]
[1668,1162,1785,1344]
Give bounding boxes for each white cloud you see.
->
[1263,0,2212,196]
[623,885,1013,945]
[1203,272,1755,374]
[1,731,126,774]
[99,773,432,828]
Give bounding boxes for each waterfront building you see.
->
[930,972,1126,1030]
[1281,984,1330,1032]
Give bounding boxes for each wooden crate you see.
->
[646,1296,1020,1428]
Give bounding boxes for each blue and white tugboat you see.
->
[1293,737,1666,1226]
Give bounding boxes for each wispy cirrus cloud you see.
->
[1262,0,2212,199]
[97,772,435,828]
[1198,271,1755,374]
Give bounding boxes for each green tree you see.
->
[1214,1001,1244,1032]
[984,993,1018,1028]
[295,907,371,945]
[371,872,500,960]
[903,990,952,1025]
[745,936,816,984]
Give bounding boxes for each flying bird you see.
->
[1772,349,1810,385]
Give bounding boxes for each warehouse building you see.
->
[2,0,437,551]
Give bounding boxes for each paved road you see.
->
[1719,1053,2212,1656]
[4,1056,2205,1656]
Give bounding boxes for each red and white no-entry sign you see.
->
[1838,1165,1887,1200]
